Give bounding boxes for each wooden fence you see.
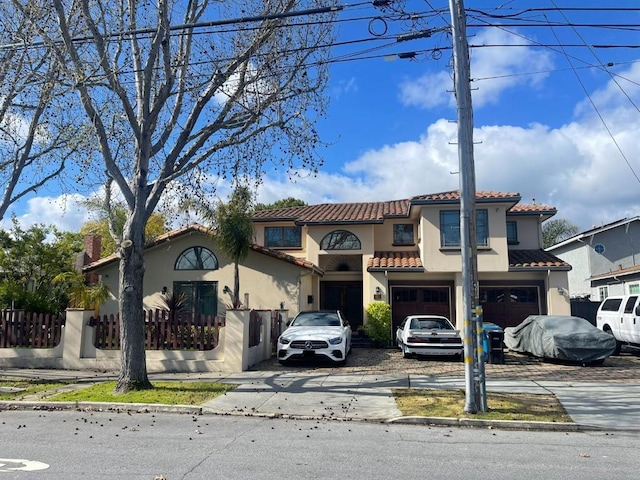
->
[0,310,65,348]
[89,310,224,351]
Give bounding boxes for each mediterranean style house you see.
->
[85,190,571,334]
[546,216,640,301]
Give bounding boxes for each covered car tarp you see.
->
[504,315,616,364]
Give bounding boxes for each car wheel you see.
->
[278,359,289,366]
[401,343,411,359]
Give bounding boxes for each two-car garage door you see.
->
[391,283,543,331]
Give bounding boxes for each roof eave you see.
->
[509,266,572,272]
[367,267,425,273]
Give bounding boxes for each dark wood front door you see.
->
[321,282,363,330]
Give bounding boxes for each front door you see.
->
[321,282,363,330]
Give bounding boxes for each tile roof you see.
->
[367,251,424,271]
[508,203,557,215]
[252,200,410,224]
[508,249,571,271]
[82,223,323,275]
[590,264,640,281]
[252,190,551,225]
[249,244,324,276]
[411,190,521,203]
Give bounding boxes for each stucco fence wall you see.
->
[0,309,289,373]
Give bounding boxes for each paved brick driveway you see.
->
[253,347,640,383]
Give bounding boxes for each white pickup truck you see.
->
[596,294,640,354]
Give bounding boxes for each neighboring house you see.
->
[83,224,323,320]
[546,217,640,301]
[84,190,571,332]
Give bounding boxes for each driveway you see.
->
[253,347,640,383]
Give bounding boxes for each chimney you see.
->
[85,234,102,264]
[81,234,102,285]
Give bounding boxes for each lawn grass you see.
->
[0,378,235,405]
[49,381,237,405]
[0,378,67,400]
[394,388,572,423]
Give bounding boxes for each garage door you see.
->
[391,286,452,333]
[480,286,541,328]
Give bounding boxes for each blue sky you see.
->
[7,1,640,233]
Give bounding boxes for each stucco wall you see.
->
[94,231,308,318]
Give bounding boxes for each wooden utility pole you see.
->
[448,0,487,413]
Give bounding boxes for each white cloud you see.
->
[3,194,92,232]
[399,28,554,110]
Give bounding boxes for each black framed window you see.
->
[507,221,518,244]
[393,224,414,245]
[320,230,361,250]
[265,226,301,248]
[175,246,218,270]
[440,209,488,247]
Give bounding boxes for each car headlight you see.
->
[279,337,291,345]
[328,336,343,345]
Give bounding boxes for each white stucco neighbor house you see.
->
[84,189,571,334]
[546,216,640,301]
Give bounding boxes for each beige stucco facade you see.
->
[94,229,320,319]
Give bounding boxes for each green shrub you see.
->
[364,301,392,347]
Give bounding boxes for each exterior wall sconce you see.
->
[307,295,314,304]
[162,286,167,294]
[374,286,382,301]
[557,287,566,296]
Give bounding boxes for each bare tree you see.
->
[0,2,81,220]
[543,218,580,249]
[15,0,336,392]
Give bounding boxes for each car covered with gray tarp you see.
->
[504,315,617,365]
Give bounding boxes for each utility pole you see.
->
[448,0,487,413]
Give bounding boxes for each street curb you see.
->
[386,415,585,432]
[0,400,202,416]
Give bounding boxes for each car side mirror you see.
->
[635,305,640,316]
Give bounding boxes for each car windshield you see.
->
[409,318,452,330]
[292,312,341,327]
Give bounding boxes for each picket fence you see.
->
[0,310,65,348]
[89,310,225,351]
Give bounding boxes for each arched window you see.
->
[320,230,361,250]
[175,246,218,270]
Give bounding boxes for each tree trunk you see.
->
[115,225,152,393]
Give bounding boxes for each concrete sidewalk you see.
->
[2,367,640,432]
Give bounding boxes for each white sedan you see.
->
[396,315,463,359]
[277,310,352,366]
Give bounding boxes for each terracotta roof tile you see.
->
[411,190,521,202]
[83,223,323,275]
[508,249,570,270]
[252,200,411,224]
[509,203,557,214]
[367,251,424,271]
[249,244,324,276]
[252,190,539,225]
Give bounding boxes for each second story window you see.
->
[320,230,361,250]
[265,226,302,248]
[507,221,518,244]
[393,224,414,245]
[440,209,488,247]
